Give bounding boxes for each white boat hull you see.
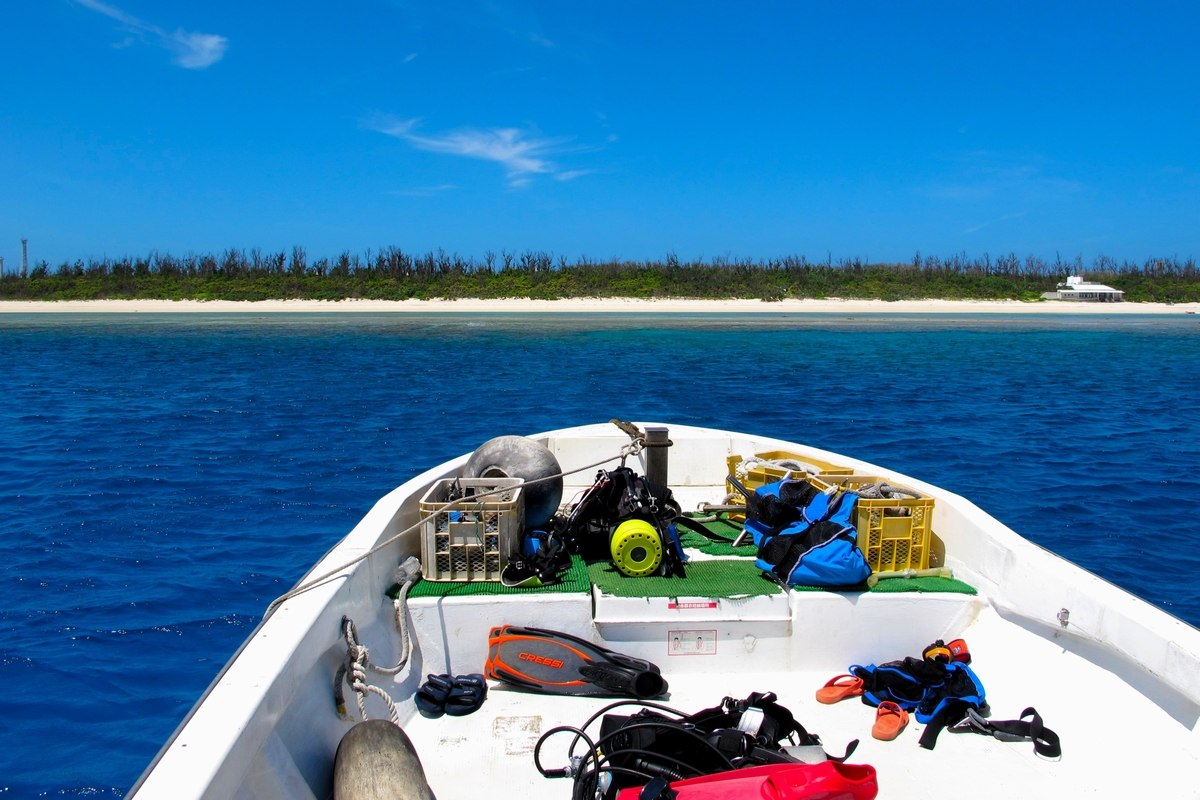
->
[127,423,1200,799]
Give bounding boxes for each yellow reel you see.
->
[609,519,664,578]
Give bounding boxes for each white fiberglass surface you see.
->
[398,605,1200,800]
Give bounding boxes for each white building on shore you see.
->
[1044,275,1125,302]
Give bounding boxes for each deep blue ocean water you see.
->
[1,312,1198,797]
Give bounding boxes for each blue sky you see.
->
[3,1,1198,271]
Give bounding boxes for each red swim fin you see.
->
[614,761,879,800]
[485,625,667,698]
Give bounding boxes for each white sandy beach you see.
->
[1,297,1198,314]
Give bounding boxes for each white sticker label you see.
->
[668,629,717,656]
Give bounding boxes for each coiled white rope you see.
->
[338,612,410,725]
[734,456,822,483]
[852,481,924,500]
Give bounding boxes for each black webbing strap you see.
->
[672,514,741,544]
[949,706,1062,759]
[918,700,971,751]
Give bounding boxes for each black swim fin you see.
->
[485,625,668,699]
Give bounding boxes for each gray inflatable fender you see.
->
[333,719,436,800]
[463,435,564,529]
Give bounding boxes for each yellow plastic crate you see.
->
[725,451,854,499]
[817,474,933,572]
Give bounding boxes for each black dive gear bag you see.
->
[554,466,688,577]
[592,692,848,798]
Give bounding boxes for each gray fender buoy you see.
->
[464,435,563,528]
[333,719,437,800]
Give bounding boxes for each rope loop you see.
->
[340,615,404,725]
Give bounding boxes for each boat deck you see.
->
[396,596,1200,799]
[385,477,1200,798]
[126,424,1200,800]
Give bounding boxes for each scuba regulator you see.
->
[557,466,687,578]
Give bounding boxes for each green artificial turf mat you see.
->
[403,545,973,599]
[677,515,974,595]
[788,575,976,593]
[866,575,976,594]
[588,558,783,598]
[407,554,591,597]
[677,514,757,556]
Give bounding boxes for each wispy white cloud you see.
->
[919,151,1086,203]
[75,0,228,69]
[169,30,228,69]
[913,151,1092,241]
[962,211,1029,235]
[367,116,583,187]
[386,183,457,197]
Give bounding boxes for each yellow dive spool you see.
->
[609,519,664,577]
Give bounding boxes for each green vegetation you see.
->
[2,247,1198,303]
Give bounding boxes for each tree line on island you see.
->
[2,247,1197,303]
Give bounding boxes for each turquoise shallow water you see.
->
[1,312,1198,796]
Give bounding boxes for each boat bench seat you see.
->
[407,580,986,678]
